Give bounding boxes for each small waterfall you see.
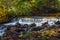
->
[0,17,59,36]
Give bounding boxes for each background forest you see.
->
[0,0,60,22]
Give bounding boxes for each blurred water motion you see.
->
[3,17,58,26]
[0,17,60,36]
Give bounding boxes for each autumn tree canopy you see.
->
[0,0,60,22]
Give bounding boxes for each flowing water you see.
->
[0,17,59,36]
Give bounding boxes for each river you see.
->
[0,17,59,36]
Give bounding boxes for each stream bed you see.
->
[0,17,59,36]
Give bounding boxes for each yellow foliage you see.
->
[0,11,3,14]
[49,30,57,36]
[41,29,58,36]
[19,34,23,37]
[11,0,17,5]
[8,8,12,12]
[31,0,36,3]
